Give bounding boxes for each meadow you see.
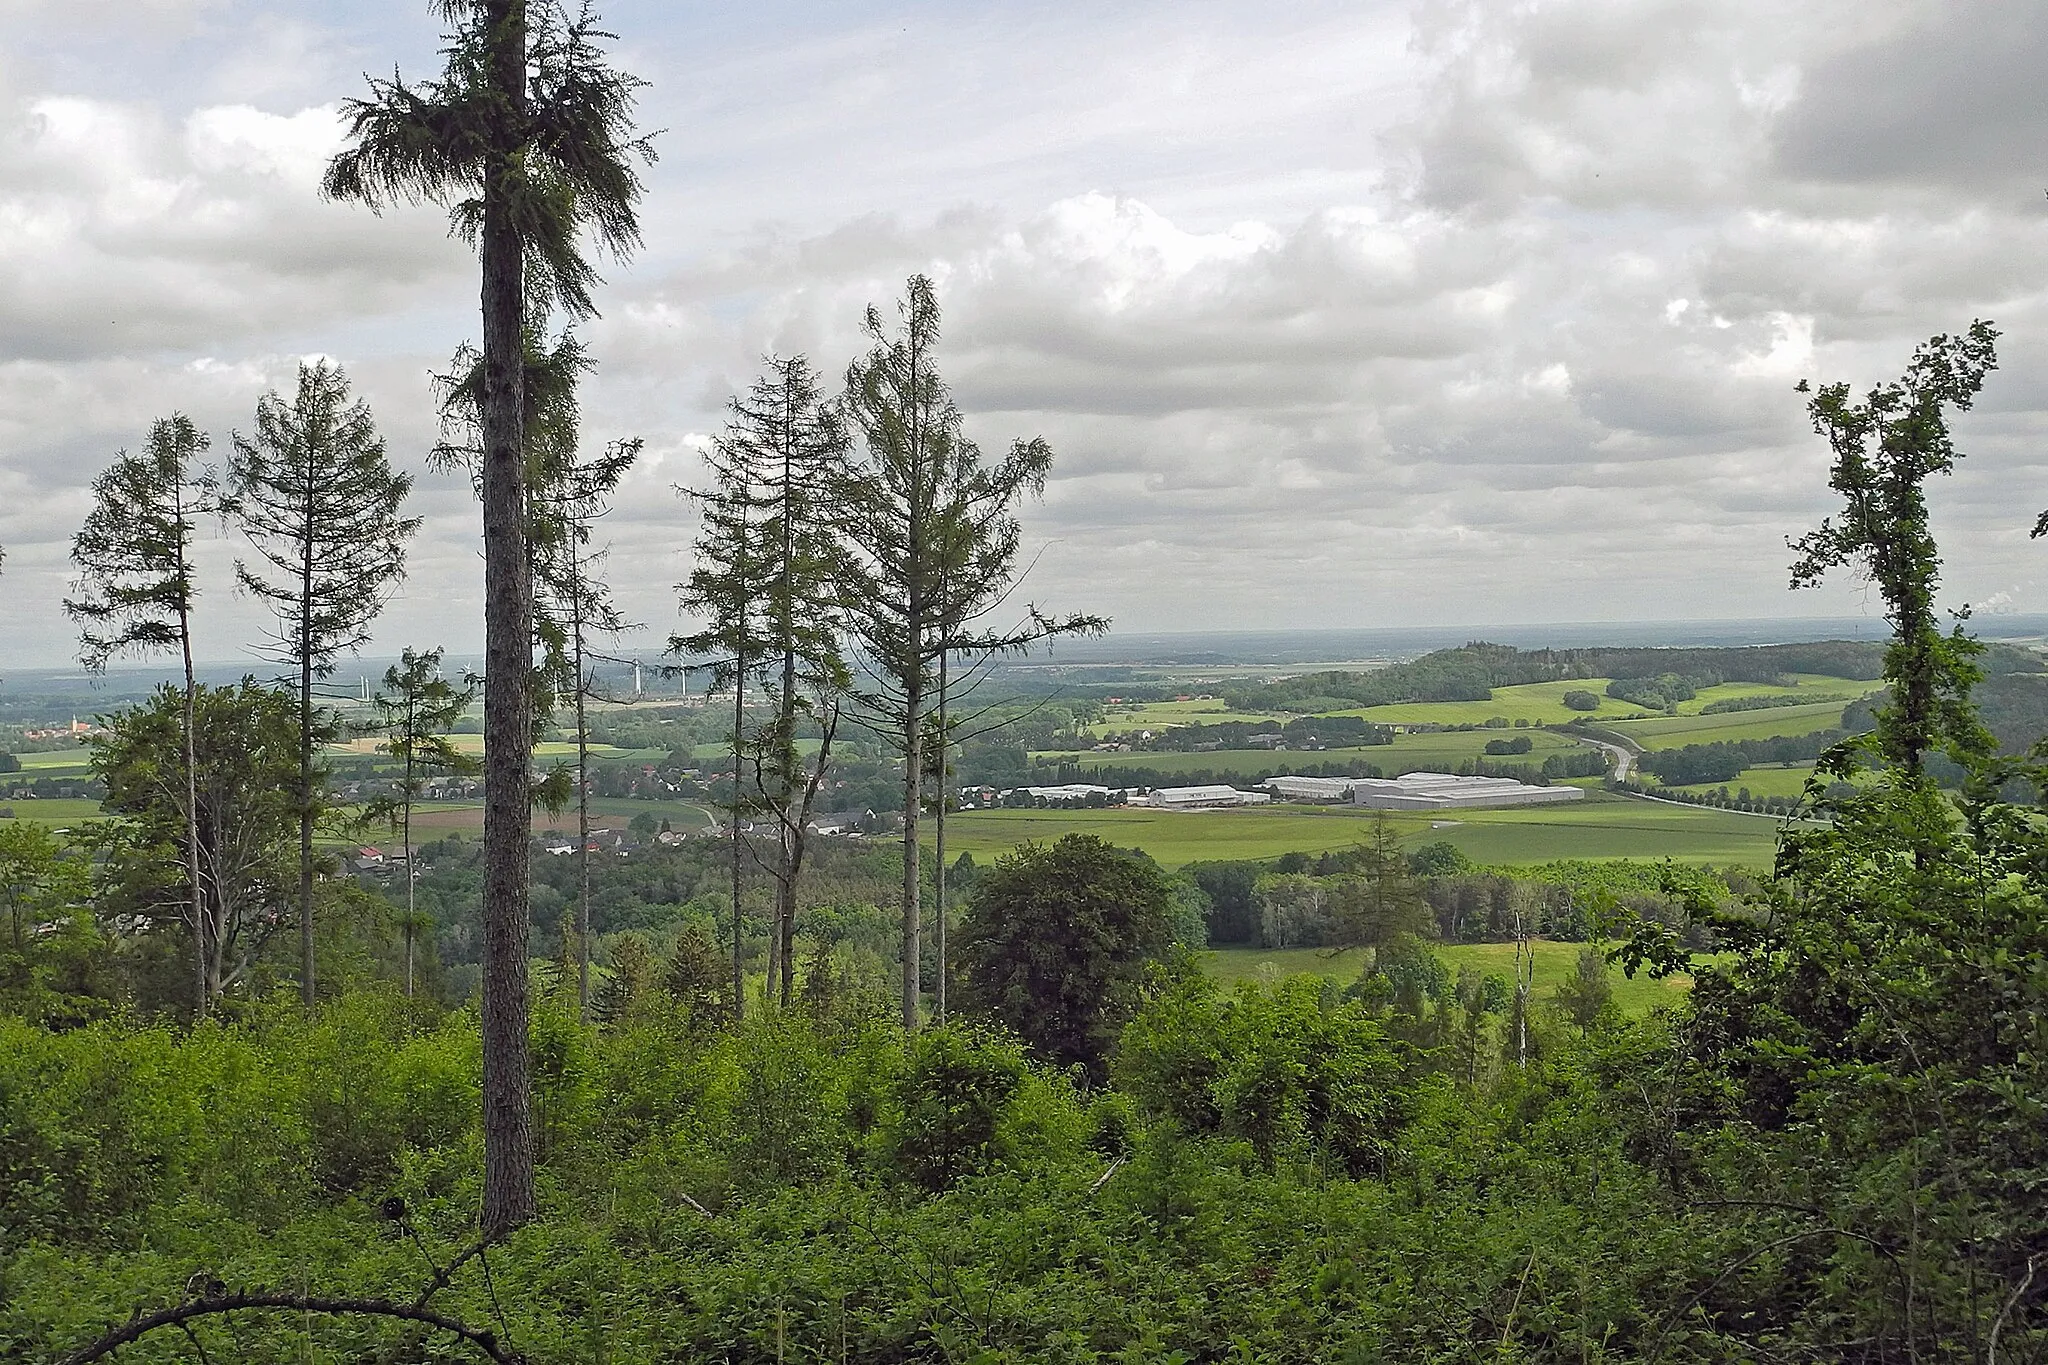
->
[944,793,1791,868]
[0,798,105,827]
[1606,699,1852,748]
[1206,939,1700,1015]
[1088,698,1280,734]
[1315,676,1870,728]
[1669,763,1819,800]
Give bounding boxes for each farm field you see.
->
[1051,728,1589,779]
[1668,763,1818,800]
[1206,940,1700,1015]
[1607,700,1851,749]
[0,798,107,828]
[945,794,1792,869]
[1317,676,1873,729]
[1088,699,1280,735]
[1321,679,1643,726]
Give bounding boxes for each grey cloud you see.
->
[1773,1,2048,196]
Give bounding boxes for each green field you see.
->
[1052,728,1587,779]
[946,794,1791,869]
[1319,676,1871,729]
[1669,763,1818,800]
[1608,700,1851,749]
[0,798,106,828]
[1089,699,1283,735]
[1324,679,1645,726]
[1206,940,1699,1015]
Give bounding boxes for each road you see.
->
[1577,735,1637,781]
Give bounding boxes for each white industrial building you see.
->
[1146,784,1272,809]
[1350,772,1585,811]
[1264,775,1359,802]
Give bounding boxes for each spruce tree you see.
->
[65,416,214,1018]
[222,360,418,1008]
[837,276,1103,1029]
[324,0,653,1234]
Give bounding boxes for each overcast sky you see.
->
[4,0,2048,669]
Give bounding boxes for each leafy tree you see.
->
[325,0,652,1235]
[1789,321,1999,778]
[65,416,215,1018]
[366,647,476,998]
[90,682,303,1010]
[954,834,1176,1076]
[838,276,1102,1028]
[223,360,417,1007]
[1562,688,1600,711]
[0,824,103,1026]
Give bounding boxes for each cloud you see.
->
[9,0,2048,666]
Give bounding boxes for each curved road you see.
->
[1577,735,1637,782]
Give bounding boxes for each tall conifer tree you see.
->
[837,277,1102,1029]
[65,416,214,1018]
[324,0,652,1234]
[223,360,417,1007]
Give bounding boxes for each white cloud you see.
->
[8,0,2048,666]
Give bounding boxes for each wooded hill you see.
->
[1223,639,2043,714]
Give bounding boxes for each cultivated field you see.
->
[1205,939,1700,1015]
[0,797,105,827]
[397,795,721,838]
[1669,763,1819,800]
[945,794,1792,868]
[1607,700,1851,749]
[1318,676,1870,729]
[1088,699,1281,735]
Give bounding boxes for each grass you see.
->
[0,798,107,828]
[1322,680,1644,726]
[1088,699,1286,736]
[10,749,94,772]
[1608,701,1851,749]
[946,794,1792,869]
[1668,764,1817,800]
[1204,940,1698,1016]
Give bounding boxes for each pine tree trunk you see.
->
[730,669,746,1021]
[575,596,591,1023]
[779,643,797,1009]
[934,645,947,1022]
[900,666,922,1032]
[299,559,316,1008]
[478,0,536,1236]
[181,612,205,1022]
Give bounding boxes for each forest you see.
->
[0,1,2042,1360]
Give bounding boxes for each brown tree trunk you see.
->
[478,0,536,1238]
[730,670,746,1021]
[574,591,591,1023]
[934,646,947,1022]
[900,664,922,1032]
[181,611,205,1022]
[299,546,316,1008]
